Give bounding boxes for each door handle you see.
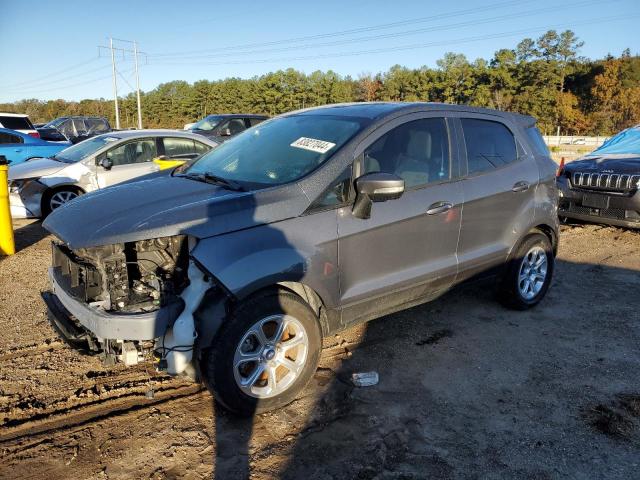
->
[512,181,530,192]
[426,201,453,215]
[14,149,22,152]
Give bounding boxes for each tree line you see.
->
[2,30,639,136]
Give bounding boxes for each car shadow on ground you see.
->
[207,253,640,479]
[11,219,48,253]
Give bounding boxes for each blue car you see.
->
[0,128,71,166]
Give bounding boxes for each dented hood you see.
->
[565,155,640,174]
[8,158,67,180]
[43,175,310,249]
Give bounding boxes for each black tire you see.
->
[498,232,554,310]
[202,289,322,416]
[41,187,81,218]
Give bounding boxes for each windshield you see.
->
[53,135,119,163]
[190,115,224,131]
[186,115,364,188]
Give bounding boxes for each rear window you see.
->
[0,115,33,131]
[461,119,517,175]
[525,126,550,156]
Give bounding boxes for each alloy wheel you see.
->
[233,314,309,399]
[49,190,78,210]
[518,246,548,300]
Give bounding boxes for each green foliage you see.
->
[1,31,638,135]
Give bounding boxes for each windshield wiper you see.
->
[180,172,245,191]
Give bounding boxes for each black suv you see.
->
[187,114,268,142]
[37,116,111,144]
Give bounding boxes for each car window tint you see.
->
[0,116,33,130]
[222,119,246,135]
[249,118,266,127]
[163,137,196,157]
[0,132,22,144]
[107,139,157,166]
[363,118,450,188]
[461,119,517,174]
[194,141,210,155]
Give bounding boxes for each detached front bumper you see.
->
[557,176,640,228]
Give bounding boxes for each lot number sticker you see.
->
[290,137,336,154]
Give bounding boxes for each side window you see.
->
[163,137,196,157]
[0,132,22,144]
[107,139,158,166]
[194,141,211,155]
[461,119,517,175]
[363,118,450,189]
[249,118,265,127]
[222,119,247,135]
[309,166,353,211]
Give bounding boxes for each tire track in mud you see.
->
[0,382,205,446]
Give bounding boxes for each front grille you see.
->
[563,203,634,221]
[571,172,640,193]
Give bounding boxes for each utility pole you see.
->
[133,41,143,129]
[109,37,120,130]
[100,38,146,130]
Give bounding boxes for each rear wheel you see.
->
[498,233,554,310]
[202,289,322,416]
[42,188,81,217]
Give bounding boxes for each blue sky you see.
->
[0,0,638,103]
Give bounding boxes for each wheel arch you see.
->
[41,184,85,214]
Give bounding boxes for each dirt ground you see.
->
[0,219,639,480]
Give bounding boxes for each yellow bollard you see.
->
[0,156,15,256]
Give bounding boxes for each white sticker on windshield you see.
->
[104,137,119,142]
[290,137,336,154]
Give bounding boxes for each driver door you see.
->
[96,138,161,188]
[337,115,463,325]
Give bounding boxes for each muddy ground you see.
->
[0,220,639,480]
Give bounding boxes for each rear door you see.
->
[337,114,463,325]
[96,138,160,188]
[454,115,539,281]
[0,131,26,164]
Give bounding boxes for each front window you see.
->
[186,115,365,188]
[53,135,120,163]
[190,115,224,132]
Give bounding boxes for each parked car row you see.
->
[8,130,217,218]
[41,102,560,416]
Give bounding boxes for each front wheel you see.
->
[42,188,81,217]
[498,233,554,310]
[202,289,322,416]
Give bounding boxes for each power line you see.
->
[1,63,114,93]
[0,58,101,89]
[146,0,533,58]
[149,0,606,62]
[5,68,134,94]
[146,14,637,67]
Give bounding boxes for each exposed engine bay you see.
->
[52,235,189,313]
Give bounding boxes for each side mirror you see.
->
[100,156,113,170]
[352,172,404,219]
[220,128,232,137]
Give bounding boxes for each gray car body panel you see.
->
[43,102,559,343]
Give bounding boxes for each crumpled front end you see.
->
[43,235,212,370]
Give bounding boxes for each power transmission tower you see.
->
[99,38,147,130]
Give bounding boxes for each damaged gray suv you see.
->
[43,103,559,415]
